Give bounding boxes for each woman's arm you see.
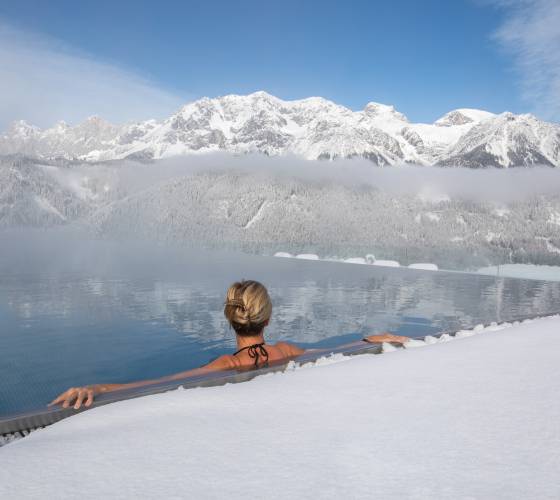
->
[277,333,409,358]
[363,333,409,344]
[49,354,235,410]
[294,332,409,356]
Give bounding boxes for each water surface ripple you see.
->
[1,239,559,416]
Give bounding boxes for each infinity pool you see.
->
[1,234,559,416]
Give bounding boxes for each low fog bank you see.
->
[109,154,560,204]
[2,154,560,270]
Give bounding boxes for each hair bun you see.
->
[225,299,246,311]
[224,280,272,336]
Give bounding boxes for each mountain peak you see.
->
[53,120,69,130]
[5,120,40,137]
[82,115,115,127]
[0,92,557,167]
[435,109,495,127]
[363,102,408,122]
[438,110,560,167]
[248,90,275,99]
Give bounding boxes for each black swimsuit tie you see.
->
[233,342,269,368]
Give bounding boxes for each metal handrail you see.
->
[1,341,384,438]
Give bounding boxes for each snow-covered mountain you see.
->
[438,112,560,167]
[1,92,559,167]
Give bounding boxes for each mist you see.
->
[100,153,560,204]
[4,153,560,268]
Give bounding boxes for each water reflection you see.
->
[1,242,559,416]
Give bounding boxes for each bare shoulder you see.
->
[275,341,305,357]
[206,354,237,371]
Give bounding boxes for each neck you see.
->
[235,332,265,349]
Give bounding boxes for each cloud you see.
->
[490,0,560,121]
[0,22,187,130]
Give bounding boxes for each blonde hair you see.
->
[224,280,272,336]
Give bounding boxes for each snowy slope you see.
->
[1,316,559,499]
[0,160,92,227]
[439,112,560,168]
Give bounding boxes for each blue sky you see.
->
[0,0,558,127]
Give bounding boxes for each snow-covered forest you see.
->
[2,155,560,270]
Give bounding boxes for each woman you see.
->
[50,280,408,410]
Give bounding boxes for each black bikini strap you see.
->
[233,342,269,368]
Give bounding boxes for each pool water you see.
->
[1,234,559,416]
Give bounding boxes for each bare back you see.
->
[226,341,304,369]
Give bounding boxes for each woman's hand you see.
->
[48,384,106,410]
[364,332,409,344]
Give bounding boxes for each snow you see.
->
[434,108,495,127]
[278,254,377,266]
[549,211,560,226]
[372,259,400,267]
[424,211,440,222]
[444,112,560,168]
[477,263,560,281]
[416,189,451,204]
[295,253,319,260]
[343,257,366,264]
[1,316,559,499]
[486,231,499,242]
[273,254,560,279]
[243,200,267,229]
[410,122,471,149]
[32,195,66,221]
[408,263,439,271]
[494,207,510,217]
[273,252,293,258]
[276,254,432,270]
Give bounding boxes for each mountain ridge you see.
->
[1,91,559,167]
